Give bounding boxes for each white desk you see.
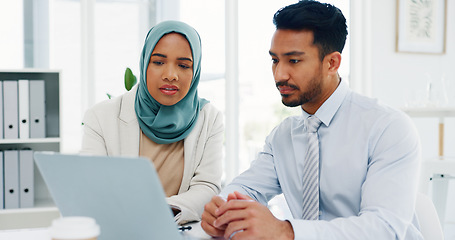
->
[0,222,216,240]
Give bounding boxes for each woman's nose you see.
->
[162,65,178,81]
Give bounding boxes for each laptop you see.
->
[34,152,197,240]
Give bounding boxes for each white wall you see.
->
[365,0,455,235]
[367,0,455,159]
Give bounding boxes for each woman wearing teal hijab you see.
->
[81,21,224,225]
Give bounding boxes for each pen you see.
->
[178,226,192,232]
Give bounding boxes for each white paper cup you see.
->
[50,216,100,240]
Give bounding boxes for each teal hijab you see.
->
[135,20,208,144]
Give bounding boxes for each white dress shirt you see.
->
[221,80,423,239]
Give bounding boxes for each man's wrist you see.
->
[280,220,295,240]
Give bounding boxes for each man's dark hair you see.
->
[273,0,348,61]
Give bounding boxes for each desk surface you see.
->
[0,222,217,240]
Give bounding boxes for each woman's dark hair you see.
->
[273,0,348,61]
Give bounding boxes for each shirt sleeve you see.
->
[289,113,423,240]
[80,107,109,156]
[221,128,283,205]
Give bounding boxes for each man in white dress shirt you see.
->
[201,0,423,239]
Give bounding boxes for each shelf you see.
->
[0,138,60,144]
[1,201,55,214]
[1,70,61,230]
[402,107,455,157]
[402,107,455,118]
[0,140,60,152]
[0,68,61,73]
[0,70,60,139]
[0,199,59,230]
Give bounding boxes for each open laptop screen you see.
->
[34,152,184,240]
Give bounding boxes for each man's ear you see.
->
[325,51,341,75]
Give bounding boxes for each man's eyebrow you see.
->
[268,51,305,57]
[284,51,305,56]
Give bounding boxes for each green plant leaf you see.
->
[124,67,137,91]
[106,93,113,99]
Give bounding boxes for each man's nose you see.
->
[273,62,290,82]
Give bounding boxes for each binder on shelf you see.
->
[3,80,19,139]
[0,81,3,139]
[4,150,19,209]
[29,80,46,138]
[19,149,34,208]
[18,79,30,139]
[0,152,4,209]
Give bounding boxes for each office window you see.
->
[51,0,153,153]
[179,0,350,174]
[51,0,82,153]
[93,0,152,104]
[179,0,226,112]
[15,0,349,162]
[0,1,24,69]
[239,0,350,172]
[236,1,302,172]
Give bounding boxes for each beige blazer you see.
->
[80,85,224,224]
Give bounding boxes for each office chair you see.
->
[415,192,444,240]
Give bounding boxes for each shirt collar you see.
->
[301,79,350,127]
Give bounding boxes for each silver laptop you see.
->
[34,152,194,240]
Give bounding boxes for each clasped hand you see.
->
[201,191,294,240]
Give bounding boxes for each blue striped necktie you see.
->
[302,115,322,220]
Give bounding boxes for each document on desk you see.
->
[181,222,213,240]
